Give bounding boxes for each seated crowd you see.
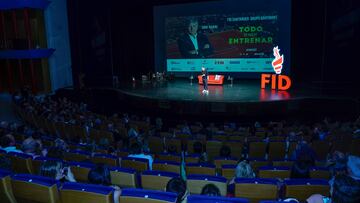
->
[0,89,360,203]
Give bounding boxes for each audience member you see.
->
[128,142,153,170]
[201,184,221,196]
[0,134,22,153]
[40,160,76,182]
[166,177,188,203]
[88,164,121,203]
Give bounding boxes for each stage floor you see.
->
[119,79,323,103]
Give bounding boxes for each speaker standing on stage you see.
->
[202,66,209,94]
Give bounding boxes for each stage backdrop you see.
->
[154,0,291,78]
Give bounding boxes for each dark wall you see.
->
[67,0,359,91]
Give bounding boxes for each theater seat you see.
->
[7,152,34,174]
[258,166,291,179]
[121,157,149,172]
[153,161,180,174]
[60,182,114,203]
[186,163,216,176]
[110,167,137,188]
[64,150,91,162]
[234,178,279,203]
[187,175,227,196]
[91,154,119,167]
[0,170,16,203]
[68,161,95,183]
[120,188,177,203]
[11,174,60,203]
[309,167,330,179]
[284,179,330,202]
[187,194,249,203]
[141,170,179,191]
[221,164,236,180]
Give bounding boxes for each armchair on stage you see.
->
[198,75,225,85]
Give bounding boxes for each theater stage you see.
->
[110,79,359,118]
[57,79,359,119]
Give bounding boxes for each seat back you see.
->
[221,164,236,180]
[64,150,91,162]
[272,160,294,168]
[214,158,238,170]
[258,166,291,179]
[141,170,179,191]
[8,152,34,174]
[11,174,60,203]
[224,141,243,159]
[249,159,269,173]
[152,161,180,174]
[157,153,181,163]
[309,167,330,179]
[0,170,16,203]
[91,154,119,167]
[121,157,149,172]
[60,182,113,203]
[68,161,95,183]
[206,140,223,161]
[268,142,286,160]
[110,167,137,188]
[148,136,164,154]
[249,142,267,159]
[234,178,279,203]
[120,188,177,203]
[284,179,330,202]
[187,175,227,196]
[187,163,216,176]
[187,194,249,203]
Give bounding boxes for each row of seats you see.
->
[1,151,330,181]
[1,169,330,203]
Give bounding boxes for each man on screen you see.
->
[177,18,213,58]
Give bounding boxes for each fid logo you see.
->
[272,46,283,74]
[261,46,292,91]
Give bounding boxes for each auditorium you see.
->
[0,0,359,203]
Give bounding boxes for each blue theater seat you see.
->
[11,174,60,203]
[187,174,228,196]
[187,163,216,176]
[258,166,291,179]
[61,182,114,203]
[92,153,119,167]
[153,160,180,174]
[141,170,179,191]
[234,178,279,202]
[284,179,330,202]
[121,157,149,172]
[221,164,237,180]
[120,188,177,203]
[188,194,249,203]
[109,167,137,188]
[68,161,95,182]
[7,152,34,174]
[0,169,16,203]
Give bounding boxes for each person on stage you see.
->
[201,66,209,94]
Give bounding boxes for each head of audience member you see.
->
[40,160,64,180]
[21,137,40,155]
[219,145,231,158]
[88,164,111,186]
[235,160,255,178]
[129,142,142,155]
[193,141,203,154]
[54,138,68,151]
[167,145,177,154]
[0,156,11,170]
[347,155,360,181]
[291,160,310,179]
[201,184,221,196]
[0,134,16,148]
[166,177,188,203]
[187,18,199,36]
[331,174,360,203]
